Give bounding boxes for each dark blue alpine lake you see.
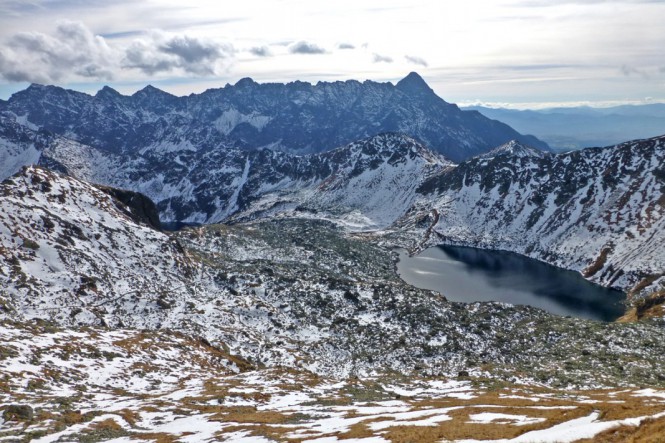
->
[397,245,626,321]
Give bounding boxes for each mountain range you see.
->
[1,86,663,295]
[0,72,547,163]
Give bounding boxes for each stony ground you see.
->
[3,320,665,443]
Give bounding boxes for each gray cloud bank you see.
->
[289,41,326,54]
[337,43,355,50]
[405,55,428,67]
[123,34,233,76]
[372,53,393,63]
[0,21,234,83]
[0,21,114,83]
[249,46,272,57]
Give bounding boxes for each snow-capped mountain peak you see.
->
[480,139,549,159]
[234,77,259,88]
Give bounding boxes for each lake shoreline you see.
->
[396,244,626,321]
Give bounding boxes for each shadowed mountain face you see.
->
[0,72,547,162]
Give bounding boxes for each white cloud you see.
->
[337,43,355,50]
[249,46,272,57]
[0,21,234,83]
[620,64,650,80]
[0,21,116,83]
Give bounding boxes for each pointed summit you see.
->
[235,77,257,88]
[96,85,122,99]
[395,72,434,96]
[133,85,174,98]
[130,85,177,111]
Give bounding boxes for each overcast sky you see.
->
[0,0,663,108]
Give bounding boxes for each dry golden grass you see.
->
[312,395,353,406]
[211,406,295,424]
[367,402,588,443]
[339,387,665,443]
[382,425,447,443]
[90,417,124,431]
[619,290,665,322]
[181,379,665,442]
[576,415,665,443]
[9,357,665,443]
[620,308,640,322]
[335,422,375,439]
[183,384,665,443]
[198,378,271,404]
[630,274,665,295]
[115,408,141,427]
[583,246,612,278]
[112,329,247,373]
[217,424,302,443]
[60,410,85,425]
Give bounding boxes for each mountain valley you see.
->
[1,75,665,442]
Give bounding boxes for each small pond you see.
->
[397,245,626,321]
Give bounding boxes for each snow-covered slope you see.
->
[0,72,548,162]
[5,166,665,385]
[0,166,195,327]
[230,133,452,229]
[479,139,550,159]
[0,113,43,180]
[408,136,665,294]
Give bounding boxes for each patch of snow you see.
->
[467,412,546,426]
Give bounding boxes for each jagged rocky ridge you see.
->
[3,166,665,386]
[0,73,547,162]
[0,125,452,226]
